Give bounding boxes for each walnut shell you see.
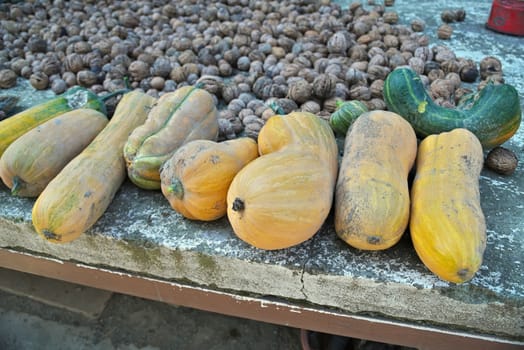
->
[486,147,518,175]
[312,73,337,99]
[29,72,49,90]
[0,69,18,89]
[327,32,349,55]
[300,100,321,114]
[479,56,502,80]
[437,24,453,40]
[76,70,98,87]
[288,78,312,104]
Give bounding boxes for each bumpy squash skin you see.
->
[335,111,417,250]
[31,91,157,243]
[383,67,522,149]
[124,85,219,190]
[160,138,259,221]
[227,112,338,250]
[0,109,108,197]
[410,128,486,284]
[0,86,107,158]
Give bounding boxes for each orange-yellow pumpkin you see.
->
[334,111,418,250]
[410,128,486,283]
[160,137,259,221]
[227,112,338,250]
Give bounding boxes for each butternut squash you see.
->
[334,111,418,250]
[410,128,486,283]
[31,91,157,243]
[160,138,259,221]
[227,112,338,250]
[0,109,108,197]
[124,85,219,190]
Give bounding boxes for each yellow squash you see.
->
[334,111,418,250]
[160,138,259,221]
[32,91,157,243]
[0,109,108,197]
[227,112,338,250]
[410,128,486,284]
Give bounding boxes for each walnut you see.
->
[411,18,426,32]
[288,78,312,104]
[440,10,457,23]
[445,72,462,90]
[178,50,197,65]
[323,97,341,113]
[366,98,386,110]
[300,101,321,114]
[196,75,224,96]
[369,79,384,98]
[437,24,453,40]
[327,31,349,55]
[0,69,18,89]
[169,66,187,84]
[408,57,425,74]
[458,59,479,83]
[76,70,98,87]
[383,12,399,24]
[30,72,49,90]
[312,73,337,99]
[119,12,139,28]
[440,59,460,74]
[128,60,150,81]
[430,79,455,100]
[383,35,399,48]
[367,65,390,81]
[349,85,372,100]
[65,53,85,73]
[479,56,502,80]
[485,147,518,175]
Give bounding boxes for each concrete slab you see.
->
[0,0,523,344]
[0,268,113,319]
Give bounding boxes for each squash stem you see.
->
[11,176,22,196]
[167,178,184,199]
[100,87,131,102]
[232,198,245,212]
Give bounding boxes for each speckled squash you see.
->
[227,112,338,250]
[31,91,156,243]
[160,138,259,221]
[334,111,418,250]
[410,128,486,284]
[124,85,219,190]
[383,67,522,149]
[0,109,108,197]
[0,86,109,158]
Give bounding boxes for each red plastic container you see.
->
[486,0,524,36]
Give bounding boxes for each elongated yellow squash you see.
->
[31,91,157,243]
[0,109,108,197]
[334,111,418,250]
[410,128,486,283]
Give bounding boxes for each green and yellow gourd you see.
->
[0,86,125,157]
[383,67,521,149]
[124,85,219,190]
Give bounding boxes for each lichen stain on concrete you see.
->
[196,252,218,276]
[118,238,162,270]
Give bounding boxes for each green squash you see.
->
[329,100,369,136]
[383,67,522,149]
